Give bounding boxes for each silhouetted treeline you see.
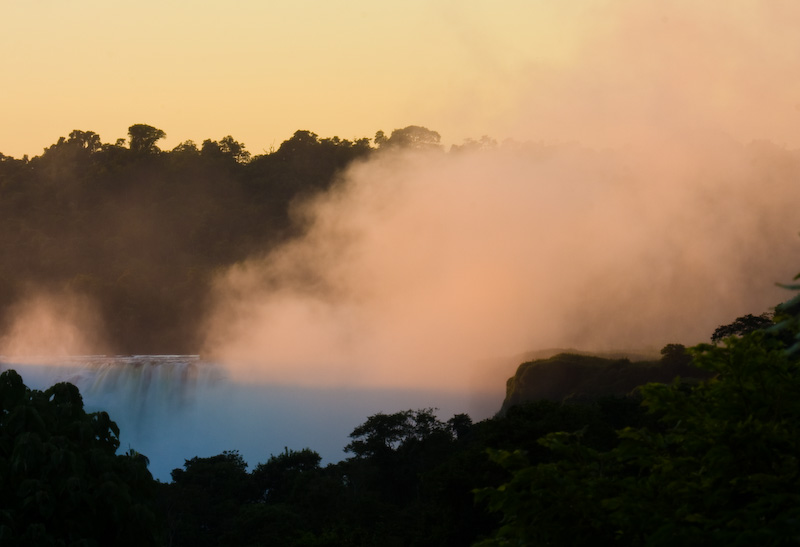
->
[3,302,799,545]
[153,399,652,547]
[0,125,391,353]
[2,362,651,545]
[0,369,159,545]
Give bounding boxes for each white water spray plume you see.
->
[200,2,800,397]
[202,141,800,396]
[0,292,109,360]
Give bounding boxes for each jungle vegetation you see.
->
[3,297,800,545]
[0,124,442,354]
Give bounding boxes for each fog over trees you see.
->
[3,124,799,360]
[0,124,382,354]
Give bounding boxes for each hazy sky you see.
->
[2,0,554,156]
[4,1,799,158]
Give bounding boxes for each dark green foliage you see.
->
[500,350,710,413]
[711,312,773,343]
[163,446,352,547]
[476,280,800,546]
[164,451,256,547]
[251,447,322,503]
[659,342,689,363]
[157,399,650,546]
[344,408,451,459]
[447,413,472,440]
[772,273,800,354]
[0,369,159,546]
[658,342,703,379]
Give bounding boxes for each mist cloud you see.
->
[202,140,800,394]
[437,1,800,150]
[200,2,800,395]
[0,291,108,359]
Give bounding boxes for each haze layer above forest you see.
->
[1,124,798,392]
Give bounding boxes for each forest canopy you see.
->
[0,125,432,354]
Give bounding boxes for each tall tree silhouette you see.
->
[128,124,166,154]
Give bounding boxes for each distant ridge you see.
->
[499,349,708,415]
[513,347,660,363]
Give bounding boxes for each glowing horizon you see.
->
[4,2,799,159]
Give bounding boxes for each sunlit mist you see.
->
[202,140,800,393]
[199,2,800,395]
[0,292,109,359]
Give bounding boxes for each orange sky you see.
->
[4,1,798,158]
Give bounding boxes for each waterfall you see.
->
[1,356,497,481]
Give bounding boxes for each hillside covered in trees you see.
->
[0,124,443,354]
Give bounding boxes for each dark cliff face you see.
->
[499,352,711,415]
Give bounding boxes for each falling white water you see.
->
[1,356,498,481]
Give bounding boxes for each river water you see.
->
[1,355,498,481]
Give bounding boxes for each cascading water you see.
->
[1,356,497,481]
